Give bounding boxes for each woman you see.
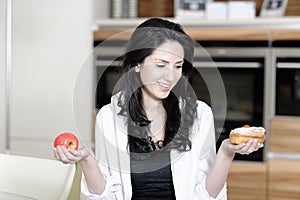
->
[53,18,263,200]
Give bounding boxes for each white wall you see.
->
[0,0,6,153]
[7,0,94,159]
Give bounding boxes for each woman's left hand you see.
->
[220,138,264,156]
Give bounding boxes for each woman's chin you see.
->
[157,91,171,99]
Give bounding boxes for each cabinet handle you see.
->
[194,61,261,68]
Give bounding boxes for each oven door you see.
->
[190,50,265,161]
[274,48,300,116]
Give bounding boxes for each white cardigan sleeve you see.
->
[194,101,227,199]
[80,106,124,200]
[194,148,227,199]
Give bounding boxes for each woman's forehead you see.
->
[151,41,184,58]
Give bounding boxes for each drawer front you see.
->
[227,161,267,200]
[269,117,300,153]
[268,158,300,200]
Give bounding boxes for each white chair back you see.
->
[0,154,76,200]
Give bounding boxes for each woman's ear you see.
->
[135,65,140,73]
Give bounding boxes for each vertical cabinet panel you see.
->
[268,159,300,200]
[0,0,6,153]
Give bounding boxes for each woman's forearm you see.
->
[205,143,235,198]
[205,138,262,197]
[79,155,106,195]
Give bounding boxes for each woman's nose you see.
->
[163,67,177,81]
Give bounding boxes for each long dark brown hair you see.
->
[115,18,197,157]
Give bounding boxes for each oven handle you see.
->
[193,61,261,68]
[277,62,300,69]
[268,152,300,161]
[95,60,262,68]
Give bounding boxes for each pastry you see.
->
[229,125,266,145]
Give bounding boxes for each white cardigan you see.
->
[81,97,227,200]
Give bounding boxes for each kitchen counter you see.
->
[93,17,300,29]
[93,17,300,41]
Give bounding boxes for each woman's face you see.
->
[137,41,184,101]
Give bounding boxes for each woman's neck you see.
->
[141,90,164,118]
[141,90,166,143]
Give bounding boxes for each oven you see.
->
[273,48,300,116]
[190,46,267,161]
[94,43,268,162]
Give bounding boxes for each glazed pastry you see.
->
[229,125,266,145]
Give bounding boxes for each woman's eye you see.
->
[176,65,182,69]
[156,64,165,68]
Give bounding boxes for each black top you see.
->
[130,150,176,200]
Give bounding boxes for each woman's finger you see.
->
[237,140,259,155]
[53,147,62,160]
[60,146,79,163]
[246,140,258,153]
[56,146,75,164]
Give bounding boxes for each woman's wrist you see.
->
[219,140,236,159]
[79,152,93,164]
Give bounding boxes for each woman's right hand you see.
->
[53,144,91,164]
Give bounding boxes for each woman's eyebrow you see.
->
[154,58,184,64]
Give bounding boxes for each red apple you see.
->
[54,132,79,150]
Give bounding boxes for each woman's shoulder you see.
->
[96,104,112,123]
[196,100,211,110]
[195,100,213,119]
[96,92,124,119]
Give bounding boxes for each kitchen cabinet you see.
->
[267,117,300,200]
[185,29,269,41]
[269,117,300,153]
[268,158,300,200]
[227,161,267,200]
[272,29,300,41]
[93,28,270,41]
